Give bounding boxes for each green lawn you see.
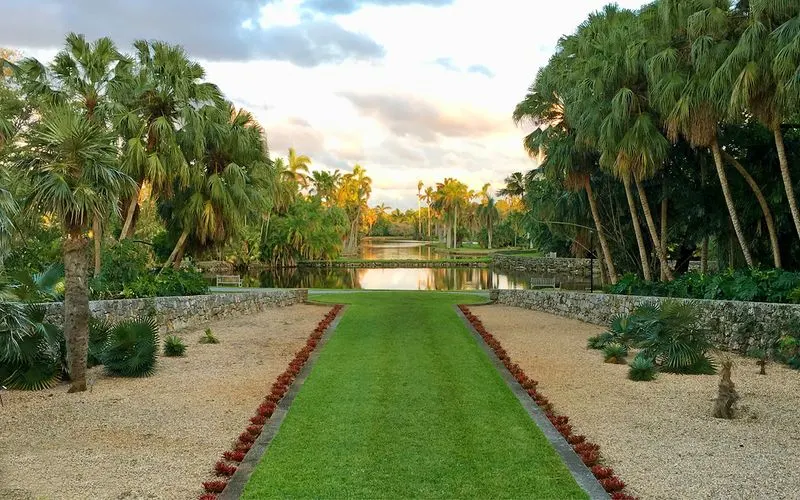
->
[242,291,586,499]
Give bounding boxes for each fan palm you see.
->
[496,172,525,199]
[17,103,131,392]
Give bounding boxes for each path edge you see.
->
[454,305,610,500]
[219,305,347,499]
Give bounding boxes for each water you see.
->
[241,239,592,291]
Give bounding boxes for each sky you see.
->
[0,0,648,209]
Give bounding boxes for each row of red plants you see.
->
[458,305,637,500]
[199,305,344,499]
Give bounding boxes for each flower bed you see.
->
[459,305,636,500]
[198,304,344,499]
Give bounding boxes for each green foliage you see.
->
[88,317,112,368]
[0,303,63,390]
[3,224,62,277]
[609,269,800,304]
[163,335,187,357]
[587,332,616,350]
[121,268,208,298]
[628,354,658,381]
[199,328,219,344]
[90,241,153,299]
[102,317,159,377]
[776,335,800,370]
[602,342,628,364]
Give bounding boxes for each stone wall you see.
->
[491,255,598,278]
[42,289,308,333]
[299,260,488,268]
[496,289,800,352]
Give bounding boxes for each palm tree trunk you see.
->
[701,237,709,274]
[453,205,458,248]
[585,180,618,284]
[119,189,139,241]
[488,224,493,250]
[634,174,674,281]
[710,141,754,267]
[774,126,800,241]
[723,151,781,268]
[427,205,431,240]
[163,229,190,269]
[660,197,668,281]
[93,215,102,278]
[63,231,89,393]
[622,174,652,281]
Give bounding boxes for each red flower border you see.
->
[459,305,637,500]
[199,304,344,499]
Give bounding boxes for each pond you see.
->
[358,238,439,260]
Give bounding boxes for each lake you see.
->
[249,239,592,291]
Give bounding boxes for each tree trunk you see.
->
[701,237,709,274]
[427,206,431,240]
[723,151,781,268]
[585,180,618,284]
[118,189,140,241]
[622,174,652,281]
[453,205,458,248]
[488,225,493,250]
[63,231,90,393]
[710,141,754,267]
[93,215,102,278]
[634,174,674,281]
[163,229,189,269]
[660,197,668,281]
[774,126,800,241]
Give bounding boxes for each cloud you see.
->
[0,0,384,67]
[266,117,326,158]
[337,92,506,142]
[467,64,494,78]
[301,0,454,15]
[433,57,458,71]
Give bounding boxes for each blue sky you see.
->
[0,0,649,208]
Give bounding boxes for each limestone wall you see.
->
[495,289,800,352]
[42,289,308,332]
[491,255,598,277]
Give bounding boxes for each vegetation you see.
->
[602,343,629,364]
[199,328,219,344]
[513,1,800,283]
[163,335,187,357]
[101,317,159,377]
[242,292,586,498]
[628,354,658,381]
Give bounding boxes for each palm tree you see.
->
[337,165,372,253]
[417,180,423,236]
[423,186,434,239]
[310,169,341,205]
[648,0,755,267]
[477,197,500,249]
[19,104,131,392]
[287,147,312,189]
[712,0,800,245]
[163,101,269,268]
[115,40,222,241]
[497,172,525,199]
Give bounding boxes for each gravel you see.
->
[473,305,800,500]
[0,304,329,500]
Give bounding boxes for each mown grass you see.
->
[242,291,585,499]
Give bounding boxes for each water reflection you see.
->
[251,266,590,291]
[359,239,436,260]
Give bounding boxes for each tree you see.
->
[417,180,423,236]
[477,197,500,249]
[19,104,131,392]
[497,172,525,199]
[287,147,312,189]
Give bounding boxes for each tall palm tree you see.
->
[417,180,423,236]
[337,165,372,253]
[477,197,500,249]
[287,147,312,189]
[19,104,131,392]
[497,172,525,199]
[424,186,434,239]
[115,40,222,241]
[310,169,341,205]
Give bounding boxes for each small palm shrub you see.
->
[587,332,616,350]
[102,317,159,377]
[0,302,63,390]
[602,343,628,364]
[163,335,187,357]
[88,317,112,368]
[200,328,219,344]
[628,354,657,381]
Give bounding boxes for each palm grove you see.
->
[514,0,800,284]
[0,36,375,392]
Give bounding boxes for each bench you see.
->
[530,277,559,288]
[215,275,243,287]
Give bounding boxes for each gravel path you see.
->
[473,305,800,500]
[0,304,329,500]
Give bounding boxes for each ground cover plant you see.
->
[238,292,587,499]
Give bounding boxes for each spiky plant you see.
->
[102,317,159,377]
[163,335,187,357]
[628,354,657,381]
[602,343,629,364]
[199,328,219,344]
[587,332,616,350]
[636,301,716,374]
[88,317,112,368]
[0,303,63,390]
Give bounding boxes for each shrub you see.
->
[90,241,152,299]
[0,302,63,390]
[122,267,208,299]
[602,343,628,364]
[628,354,657,381]
[163,335,187,357]
[102,317,159,377]
[200,328,219,344]
[776,335,800,370]
[88,317,112,368]
[587,332,616,350]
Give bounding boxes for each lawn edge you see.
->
[202,304,346,500]
[454,304,613,500]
